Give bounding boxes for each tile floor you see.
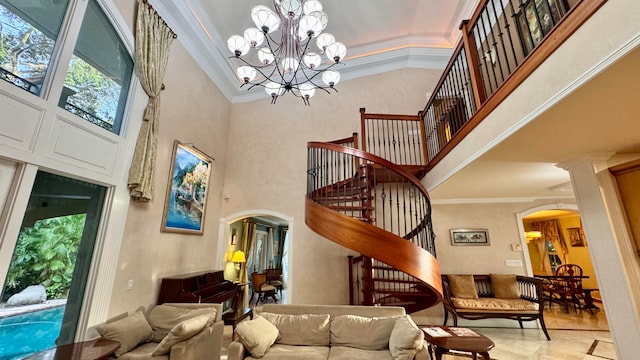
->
[222,296,615,360]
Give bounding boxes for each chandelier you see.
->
[226,0,347,105]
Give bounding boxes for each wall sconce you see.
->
[231,250,246,281]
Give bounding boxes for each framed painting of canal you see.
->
[161,140,213,235]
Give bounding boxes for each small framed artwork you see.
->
[161,140,213,235]
[230,230,238,245]
[450,229,490,246]
[567,227,586,247]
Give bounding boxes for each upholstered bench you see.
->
[441,274,550,340]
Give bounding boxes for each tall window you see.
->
[0,0,133,135]
[59,0,133,134]
[0,0,69,95]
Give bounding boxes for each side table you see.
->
[422,326,494,360]
[222,307,253,339]
[22,338,119,360]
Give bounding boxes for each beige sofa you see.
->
[96,303,224,360]
[227,304,429,360]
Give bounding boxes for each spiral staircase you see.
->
[305,110,443,312]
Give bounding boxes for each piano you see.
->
[157,270,238,312]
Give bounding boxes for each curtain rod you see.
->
[140,0,178,39]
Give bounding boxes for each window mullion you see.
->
[40,0,89,104]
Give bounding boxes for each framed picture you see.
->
[161,140,213,234]
[567,227,586,247]
[450,229,490,246]
[231,231,237,245]
[515,0,568,56]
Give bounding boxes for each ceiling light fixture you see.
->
[226,0,346,105]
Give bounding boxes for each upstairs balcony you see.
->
[421,0,607,171]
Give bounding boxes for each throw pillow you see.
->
[147,305,216,342]
[151,314,210,355]
[490,273,521,299]
[330,315,398,350]
[259,312,330,346]
[96,310,153,357]
[447,274,479,299]
[389,316,424,360]
[235,316,279,358]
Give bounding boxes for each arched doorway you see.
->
[217,210,293,306]
[516,204,608,330]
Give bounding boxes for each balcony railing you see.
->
[0,67,41,95]
[423,0,607,169]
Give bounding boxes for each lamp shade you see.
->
[525,231,542,238]
[231,250,246,263]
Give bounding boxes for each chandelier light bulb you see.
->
[258,47,275,65]
[227,35,250,56]
[282,57,300,73]
[303,0,323,15]
[251,6,280,33]
[298,14,322,38]
[236,66,257,83]
[303,52,321,69]
[311,11,329,31]
[244,27,265,48]
[325,41,346,62]
[299,82,316,98]
[316,33,335,52]
[279,0,303,19]
[265,81,285,96]
[322,70,340,87]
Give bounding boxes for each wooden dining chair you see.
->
[250,272,277,305]
[265,268,284,297]
[547,264,585,312]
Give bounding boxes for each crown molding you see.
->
[431,195,576,205]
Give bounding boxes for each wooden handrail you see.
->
[307,141,431,202]
[423,0,608,170]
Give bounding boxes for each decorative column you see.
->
[558,154,640,360]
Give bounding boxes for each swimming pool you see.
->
[0,306,64,360]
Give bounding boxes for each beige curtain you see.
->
[240,221,256,307]
[128,0,176,201]
[531,219,569,257]
[266,227,275,269]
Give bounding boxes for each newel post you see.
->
[459,19,486,107]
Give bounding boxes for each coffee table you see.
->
[22,338,119,360]
[422,326,494,360]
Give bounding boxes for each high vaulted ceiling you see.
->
[152,0,477,103]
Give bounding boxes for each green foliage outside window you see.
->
[3,214,86,301]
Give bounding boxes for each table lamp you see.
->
[231,250,246,281]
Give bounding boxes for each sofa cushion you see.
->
[236,316,279,358]
[151,314,209,355]
[490,273,521,299]
[447,274,478,299]
[245,344,330,360]
[259,312,330,346]
[329,346,393,360]
[330,315,397,350]
[96,310,152,357]
[452,298,539,312]
[118,343,166,360]
[147,305,216,342]
[389,316,424,360]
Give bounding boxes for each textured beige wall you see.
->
[221,68,441,304]
[108,0,231,316]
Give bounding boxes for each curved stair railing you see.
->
[306,141,442,310]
